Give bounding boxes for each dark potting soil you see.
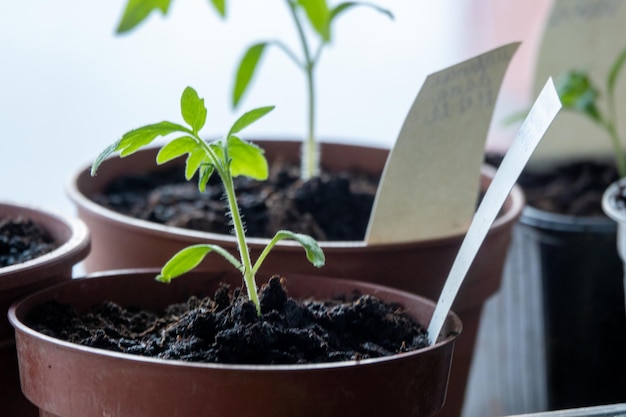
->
[26,276,430,364]
[91,162,379,241]
[485,153,619,217]
[0,217,58,267]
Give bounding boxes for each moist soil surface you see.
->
[26,276,429,364]
[485,154,619,217]
[0,217,57,267]
[91,162,379,241]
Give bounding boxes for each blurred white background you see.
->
[0,0,551,215]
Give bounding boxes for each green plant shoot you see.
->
[556,46,626,178]
[91,86,325,315]
[232,0,393,180]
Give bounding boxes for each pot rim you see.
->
[602,177,626,224]
[0,201,90,282]
[66,141,524,252]
[519,156,620,232]
[520,203,617,233]
[8,269,461,372]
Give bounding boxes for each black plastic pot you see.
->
[518,206,626,409]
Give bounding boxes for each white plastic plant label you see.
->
[427,78,562,345]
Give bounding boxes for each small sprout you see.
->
[232,0,394,180]
[92,86,325,315]
[555,46,626,178]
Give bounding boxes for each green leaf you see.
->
[156,136,198,164]
[298,0,331,42]
[181,87,207,133]
[232,43,268,108]
[156,244,241,283]
[330,2,393,23]
[252,229,325,275]
[198,164,214,192]
[227,136,269,179]
[185,148,208,180]
[327,2,392,41]
[91,121,188,176]
[209,0,227,18]
[208,141,225,162]
[556,70,602,123]
[118,121,190,157]
[116,0,171,34]
[273,231,326,268]
[228,106,275,138]
[608,47,626,96]
[91,141,121,176]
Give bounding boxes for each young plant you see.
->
[556,46,626,178]
[232,0,393,180]
[91,86,325,315]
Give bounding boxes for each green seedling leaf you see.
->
[232,43,268,108]
[181,87,207,133]
[185,148,207,180]
[608,47,626,94]
[116,0,171,34]
[227,136,269,180]
[156,244,242,283]
[228,106,275,138]
[198,163,215,192]
[556,71,601,123]
[156,136,198,164]
[298,0,331,42]
[275,230,325,267]
[91,122,188,175]
[209,0,226,17]
[208,141,225,161]
[118,122,191,156]
[253,230,325,275]
[330,2,393,23]
[91,142,121,176]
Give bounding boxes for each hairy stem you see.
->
[197,136,260,314]
[221,169,260,314]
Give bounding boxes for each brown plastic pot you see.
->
[67,140,524,416]
[0,201,90,417]
[9,270,461,417]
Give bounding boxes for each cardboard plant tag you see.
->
[427,79,562,345]
[366,43,519,244]
[532,0,626,167]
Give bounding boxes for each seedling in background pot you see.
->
[556,46,626,178]
[232,0,393,180]
[91,86,325,315]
